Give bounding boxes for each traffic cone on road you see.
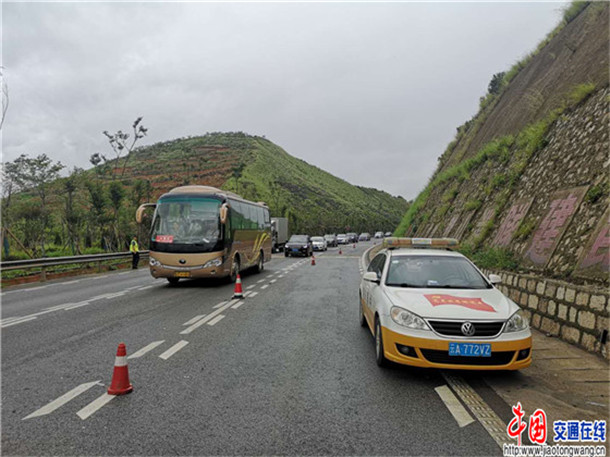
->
[311,255,316,266]
[339,248,342,255]
[107,343,133,395]
[353,243,356,249]
[233,274,244,299]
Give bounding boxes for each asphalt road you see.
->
[2,241,506,455]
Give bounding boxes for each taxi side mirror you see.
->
[489,274,502,285]
[363,271,380,284]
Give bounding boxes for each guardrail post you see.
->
[40,266,47,282]
[97,260,102,273]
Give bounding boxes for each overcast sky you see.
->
[2,1,568,199]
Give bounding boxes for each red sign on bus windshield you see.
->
[155,235,174,243]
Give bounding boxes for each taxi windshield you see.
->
[385,255,491,289]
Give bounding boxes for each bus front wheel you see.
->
[230,258,240,283]
[255,251,264,273]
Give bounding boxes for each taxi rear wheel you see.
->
[375,317,389,367]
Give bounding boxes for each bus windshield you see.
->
[151,197,221,252]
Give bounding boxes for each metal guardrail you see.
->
[1,251,150,281]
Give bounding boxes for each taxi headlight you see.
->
[203,258,223,268]
[390,306,430,331]
[504,309,529,333]
[149,258,161,267]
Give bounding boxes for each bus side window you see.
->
[256,207,265,230]
[263,208,271,230]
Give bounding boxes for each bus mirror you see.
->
[136,203,156,224]
[220,204,229,224]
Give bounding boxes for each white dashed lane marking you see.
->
[183,315,206,325]
[213,301,227,309]
[207,315,225,326]
[435,385,475,428]
[159,340,189,360]
[256,279,265,283]
[76,393,115,420]
[180,300,238,334]
[270,279,277,283]
[261,285,269,290]
[246,285,256,290]
[23,381,101,420]
[249,292,259,298]
[128,341,165,359]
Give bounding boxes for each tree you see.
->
[488,72,506,96]
[63,168,84,255]
[102,117,148,180]
[108,181,125,249]
[10,154,64,256]
[231,162,246,195]
[85,181,108,249]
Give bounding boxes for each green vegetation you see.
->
[2,132,408,263]
[459,245,519,271]
[395,81,598,254]
[585,182,608,204]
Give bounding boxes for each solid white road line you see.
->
[442,372,506,448]
[183,315,206,326]
[213,301,227,309]
[23,381,101,420]
[159,340,189,360]
[76,393,115,420]
[61,280,81,285]
[261,285,269,290]
[231,301,244,309]
[104,292,125,299]
[137,285,153,291]
[435,385,475,428]
[116,272,130,276]
[207,315,225,326]
[2,316,37,328]
[128,340,165,359]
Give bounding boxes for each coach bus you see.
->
[136,185,272,285]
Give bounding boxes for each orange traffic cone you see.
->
[311,255,316,266]
[108,343,133,395]
[233,274,244,299]
[353,243,356,249]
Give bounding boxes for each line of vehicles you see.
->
[136,185,531,371]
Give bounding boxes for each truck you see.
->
[271,217,289,253]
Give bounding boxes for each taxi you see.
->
[359,238,531,370]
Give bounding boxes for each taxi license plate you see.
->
[449,343,491,357]
[174,272,191,278]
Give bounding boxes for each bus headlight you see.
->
[149,258,161,267]
[204,258,223,268]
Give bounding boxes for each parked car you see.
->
[347,233,359,243]
[374,231,384,239]
[311,236,327,251]
[324,234,338,247]
[359,237,531,370]
[384,232,392,237]
[337,234,348,245]
[285,235,313,257]
[359,233,371,241]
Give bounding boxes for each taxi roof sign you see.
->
[382,237,459,250]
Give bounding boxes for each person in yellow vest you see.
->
[130,236,140,269]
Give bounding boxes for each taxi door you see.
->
[363,253,387,323]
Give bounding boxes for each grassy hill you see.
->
[2,132,407,259]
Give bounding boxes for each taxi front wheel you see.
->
[359,296,367,328]
[375,318,389,367]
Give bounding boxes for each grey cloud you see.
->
[2,1,568,198]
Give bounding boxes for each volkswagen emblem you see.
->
[179,259,186,265]
[461,322,475,336]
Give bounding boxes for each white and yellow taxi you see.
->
[359,238,531,370]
